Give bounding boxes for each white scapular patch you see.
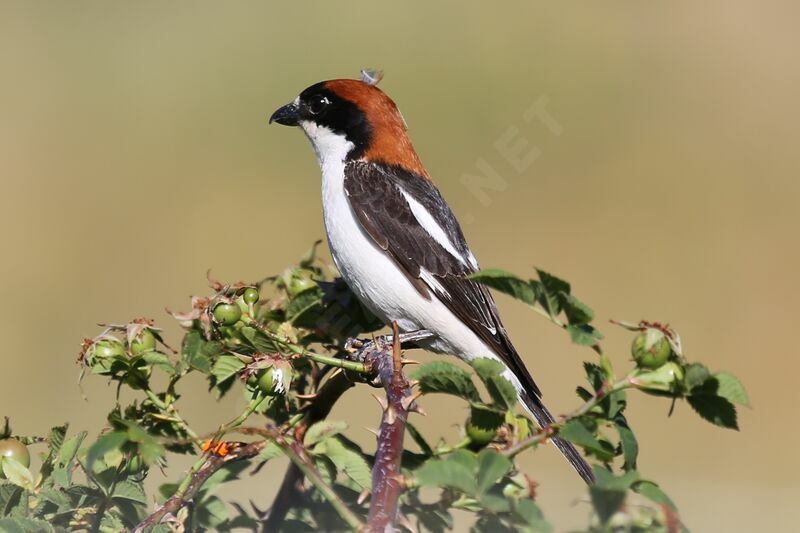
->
[399,187,469,266]
[419,268,448,298]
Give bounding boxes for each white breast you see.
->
[300,120,507,372]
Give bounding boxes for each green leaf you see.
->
[317,437,372,490]
[86,431,127,471]
[286,287,323,321]
[471,358,517,410]
[559,419,604,455]
[211,355,245,384]
[140,351,175,374]
[684,363,711,391]
[121,421,165,465]
[590,485,626,525]
[182,330,212,373]
[415,456,477,495]
[566,324,603,346]
[112,480,147,504]
[410,361,481,402]
[560,292,594,325]
[468,269,537,305]
[0,517,55,533]
[406,422,434,456]
[469,403,505,436]
[687,394,738,430]
[258,441,284,462]
[46,424,68,456]
[714,372,750,407]
[514,499,551,532]
[304,420,347,447]
[633,480,677,510]
[534,269,570,317]
[614,419,638,471]
[1,457,35,490]
[476,449,512,495]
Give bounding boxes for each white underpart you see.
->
[297,121,526,400]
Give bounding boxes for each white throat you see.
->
[299,120,354,169]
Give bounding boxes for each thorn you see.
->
[372,394,388,411]
[386,405,396,425]
[294,393,318,400]
[364,427,380,437]
[401,390,423,411]
[357,488,371,505]
[400,358,420,366]
[411,405,426,416]
[408,379,420,389]
[328,367,344,380]
[397,513,418,533]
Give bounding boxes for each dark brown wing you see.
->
[343,160,542,399]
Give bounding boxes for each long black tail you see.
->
[520,394,595,485]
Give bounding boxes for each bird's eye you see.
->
[308,95,330,115]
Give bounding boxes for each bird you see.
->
[269,73,595,485]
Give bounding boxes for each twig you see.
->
[503,378,634,458]
[262,370,356,530]
[282,439,364,530]
[134,440,267,532]
[366,322,414,532]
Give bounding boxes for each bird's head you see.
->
[270,74,427,176]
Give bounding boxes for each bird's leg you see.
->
[344,329,434,360]
[341,329,433,388]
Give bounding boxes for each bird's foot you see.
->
[344,329,434,359]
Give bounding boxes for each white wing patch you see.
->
[420,268,449,298]
[399,187,470,266]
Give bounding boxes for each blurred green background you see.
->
[1,1,798,531]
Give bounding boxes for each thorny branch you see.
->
[366,322,418,532]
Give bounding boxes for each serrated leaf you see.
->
[514,499,551,532]
[471,358,517,410]
[46,425,68,455]
[684,363,711,391]
[112,480,147,504]
[714,372,750,407]
[535,269,570,317]
[1,457,35,490]
[687,394,738,430]
[560,292,594,325]
[86,431,127,471]
[410,361,481,402]
[468,269,537,305]
[211,355,245,384]
[0,517,55,533]
[566,324,603,346]
[415,456,477,495]
[633,480,677,510]
[140,351,175,374]
[305,420,347,447]
[476,449,512,495]
[590,485,626,525]
[286,287,323,321]
[318,438,372,490]
[614,418,638,471]
[182,330,211,373]
[559,419,604,455]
